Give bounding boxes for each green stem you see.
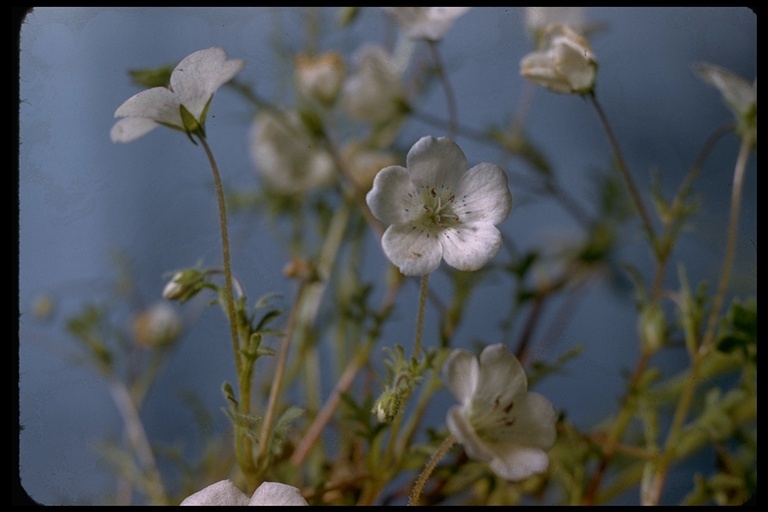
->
[643,133,752,505]
[198,135,255,476]
[107,378,168,504]
[588,93,656,243]
[413,273,430,358]
[408,434,457,505]
[428,41,458,139]
[256,280,307,470]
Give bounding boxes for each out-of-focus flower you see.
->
[524,7,586,42]
[341,141,398,191]
[249,110,336,195]
[132,302,182,348]
[443,344,558,481]
[520,24,597,94]
[111,47,244,143]
[695,62,756,144]
[365,136,512,276]
[341,45,407,125]
[180,480,308,506]
[382,7,471,41]
[294,52,346,107]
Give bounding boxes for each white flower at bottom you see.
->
[443,344,557,481]
[111,47,244,143]
[365,136,512,276]
[180,480,308,506]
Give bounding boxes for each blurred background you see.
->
[17,7,756,505]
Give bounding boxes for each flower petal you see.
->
[381,223,443,276]
[488,445,550,481]
[406,136,467,190]
[383,7,471,41]
[249,482,308,506]
[439,222,503,272]
[110,117,159,143]
[496,391,558,449]
[472,344,528,409]
[446,405,495,463]
[366,165,421,225]
[180,479,250,506]
[695,62,756,117]
[454,162,512,224]
[170,46,245,121]
[442,348,479,406]
[114,86,184,128]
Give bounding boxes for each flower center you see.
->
[420,186,459,227]
[469,394,517,442]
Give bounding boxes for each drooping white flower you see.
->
[382,7,471,41]
[365,136,512,276]
[294,52,346,107]
[695,62,756,142]
[180,480,308,506]
[249,110,336,195]
[443,344,558,481]
[520,24,597,95]
[111,47,244,143]
[341,44,407,125]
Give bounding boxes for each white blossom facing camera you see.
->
[111,47,244,143]
[180,480,308,506]
[520,24,597,95]
[443,344,558,481]
[365,136,512,276]
[382,7,471,41]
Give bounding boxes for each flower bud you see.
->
[163,269,206,302]
[638,302,666,353]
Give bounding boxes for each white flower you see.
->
[294,52,346,106]
[180,480,308,506]
[249,110,336,195]
[365,136,512,276]
[132,302,182,348]
[382,7,471,41]
[341,141,399,191]
[341,44,406,125]
[520,24,597,94]
[695,62,756,142]
[111,47,244,143]
[443,344,557,481]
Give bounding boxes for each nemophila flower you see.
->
[249,110,336,195]
[695,62,756,143]
[382,7,471,41]
[341,44,407,125]
[111,47,244,143]
[365,136,512,276]
[180,480,308,506]
[443,344,558,481]
[520,24,597,95]
[294,52,346,107]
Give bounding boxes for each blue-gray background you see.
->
[18,7,756,505]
